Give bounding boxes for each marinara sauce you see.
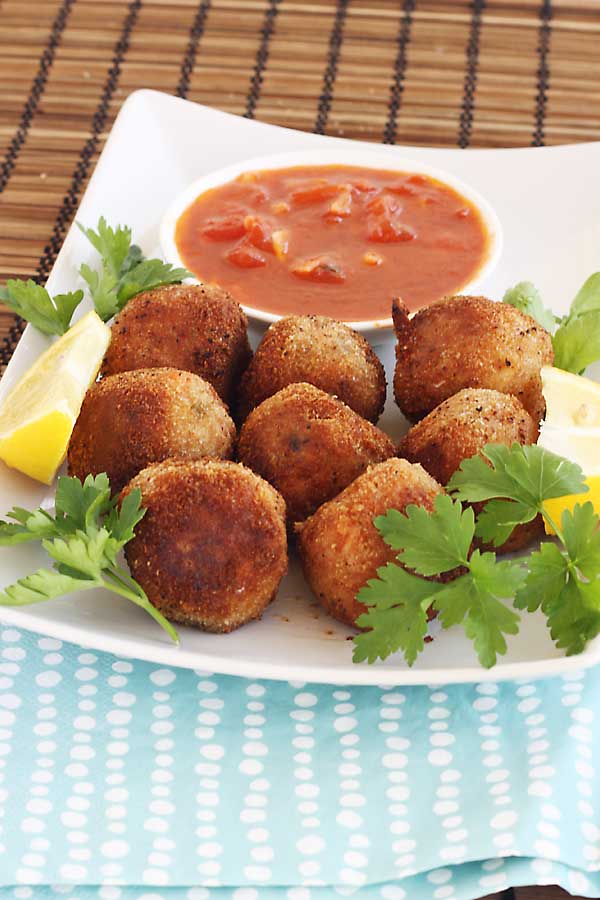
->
[175,165,489,321]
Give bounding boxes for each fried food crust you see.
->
[68,367,235,493]
[101,283,251,404]
[399,388,538,485]
[399,388,542,552]
[122,458,287,632]
[296,458,444,627]
[238,383,395,525]
[236,314,386,422]
[393,295,554,424]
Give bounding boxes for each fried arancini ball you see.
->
[399,388,538,485]
[68,367,235,493]
[393,295,554,425]
[122,458,287,632]
[296,458,444,627]
[101,283,251,404]
[399,388,541,552]
[236,315,386,422]
[238,383,395,525]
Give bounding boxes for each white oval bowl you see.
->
[160,148,503,338]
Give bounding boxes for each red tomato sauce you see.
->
[175,165,489,321]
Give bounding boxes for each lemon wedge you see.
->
[0,311,110,484]
[538,366,600,532]
[542,365,600,429]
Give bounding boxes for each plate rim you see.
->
[1,87,598,685]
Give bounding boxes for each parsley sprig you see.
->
[503,273,600,374]
[78,217,191,321]
[0,218,191,336]
[354,444,599,669]
[0,473,178,643]
[354,496,524,669]
[0,280,84,336]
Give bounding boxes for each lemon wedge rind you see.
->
[0,311,111,484]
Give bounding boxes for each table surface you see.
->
[0,2,599,897]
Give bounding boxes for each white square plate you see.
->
[1,89,599,685]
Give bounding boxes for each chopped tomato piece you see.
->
[290,255,346,284]
[387,181,418,197]
[290,181,339,207]
[225,238,267,268]
[244,215,273,251]
[272,229,289,260]
[408,174,428,186]
[350,180,377,193]
[366,194,415,243]
[325,186,353,222]
[366,194,400,216]
[201,213,246,241]
[368,217,416,243]
[363,251,383,266]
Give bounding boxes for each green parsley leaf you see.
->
[354,564,444,665]
[514,541,566,613]
[0,507,58,545]
[503,281,557,332]
[0,570,98,606]
[553,312,600,375]
[353,494,525,669]
[562,501,600,579]
[77,218,132,279]
[514,504,600,655]
[473,499,538,547]
[546,578,600,656]
[104,488,145,547]
[54,472,112,533]
[550,272,600,374]
[78,217,192,322]
[375,494,472,575]
[432,552,524,668]
[79,263,120,322]
[117,259,191,305]
[0,473,177,643]
[568,271,600,318]
[0,279,84,336]
[448,443,587,543]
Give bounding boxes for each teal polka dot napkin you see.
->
[0,626,599,900]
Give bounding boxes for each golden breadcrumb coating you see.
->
[393,295,554,425]
[101,283,251,404]
[236,314,386,422]
[68,367,235,493]
[400,388,542,553]
[296,457,444,627]
[238,382,395,525]
[122,458,287,632]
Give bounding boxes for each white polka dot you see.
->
[297,835,325,855]
[201,745,224,760]
[491,811,517,830]
[101,840,130,859]
[381,886,406,899]
[336,810,362,829]
[246,684,265,698]
[59,863,87,879]
[113,692,136,708]
[0,692,21,708]
[428,749,452,766]
[243,865,271,881]
[293,693,317,711]
[427,869,452,884]
[150,669,176,686]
